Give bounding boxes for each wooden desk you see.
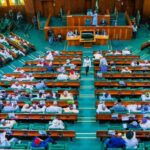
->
[96,114,146,121]
[95,35,109,45]
[2,100,78,107]
[61,51,82,55]
[96,101,150,107]
[0,113,77,122]
[66,34,109,47]
[97,131,150,140]
[95,89,150,97]
[94,66,150,72]
[95,81,150,87]
[66,36,80,46]
[0,129,75,140]
[0,81,80,88]
[17,66,81,72]
[102,73,150,79]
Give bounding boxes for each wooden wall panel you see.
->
[24,0,35,22]
[44,26,133,40]
[143,0,150,18]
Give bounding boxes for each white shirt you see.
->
[57,74,68,80]
[141,94,150,101]
[124,137,138,149]
[140,120,150,130]
[83,58,91,67]
[100,57,108,66]
[94,53,103,60]
[46,105,62,114]
[96,104,110,113]
[49,119,64,129]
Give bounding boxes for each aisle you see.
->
[70,49,101,149]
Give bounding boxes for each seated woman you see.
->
[68,69,80,80]
[11,82,23,90]
[96,101,110,113]
[49,117,65,129]
[64,102,79,114]
[21,104,32,113]
[60,91,74,100]
[46,101,62,114]
[0,119,16,129]
[121,67,132,73]
[141,92,150,101]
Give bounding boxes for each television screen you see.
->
[81,31,94,40]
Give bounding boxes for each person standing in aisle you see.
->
[83,57,91,76]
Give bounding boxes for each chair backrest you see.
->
[85,19,91,26]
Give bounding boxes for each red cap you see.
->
[34,138,41,145]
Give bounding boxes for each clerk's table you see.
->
[66,35,109,46]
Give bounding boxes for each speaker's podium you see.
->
[66,30,109,47]
[80,30,95,48]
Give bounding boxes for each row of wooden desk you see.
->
[95,81,150,87]
[0,81,80,88]
[0,129,75,140]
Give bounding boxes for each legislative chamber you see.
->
[0,0,150,150]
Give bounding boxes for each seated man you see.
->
[96,101,110,113]
[110,99,127,113]
[105,133,126,148]
[0,36,9,45]
[0,131,18,147]
[94,51,103,60]
[0,119,16,129]
[21,104,32,113]
[99,92,112,101]
[121,67,132,73]
[100,18,107,26]
[114,50,122,55]
[45,51,54,61]
[122,48,131,55]
[57,73,68,80]
[141,92,150,101]
[60,91,74,100]
[30,104,46,113]
[139,60,150,66]
[67,31,74,37]
[57,66,66,73]
[2,101,19,113]
[127,104,141,113]
[46,101,62,114]
[101,29,107,35]
[49,117,65,129]
[131,60,139,67]
[31,136,55,148]
[36,81,47,90]
[63,59,76,69]
[139,118,150,130]
[64,102,79,114]
[123,131,139,149]
[14,68,24,74]
[11,82,23,90]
